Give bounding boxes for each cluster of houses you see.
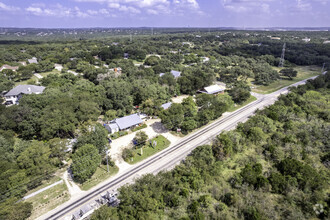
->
[0,57,39,74]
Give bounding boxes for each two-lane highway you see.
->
[38,74,322,220]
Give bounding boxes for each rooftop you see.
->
[170,70,181,78]
[115,113,143,130]
[28,57,38,64]
[202,85,225,95]
[0,65,19,71]
[5,85,45,97]
[161,102,172,110]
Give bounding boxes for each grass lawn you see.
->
[79,164,119,191]
[128,135,171,165]
[251,66,321,94]
[228,95,257,112]
[24,175,62,196]
[26,181,70,220]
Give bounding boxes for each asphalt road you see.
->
[39,74,321,220]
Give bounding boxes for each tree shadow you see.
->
[151,122,168,134]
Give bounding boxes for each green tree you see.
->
[134,131,148,147]
[228,81,251,104]
[144,56,160,66]
[75,124,109,154]
[280,68,298,80]
[104,109,117,121]
[160,103,184,130]
[71,144,101,183]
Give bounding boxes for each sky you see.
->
[0,0,329,28]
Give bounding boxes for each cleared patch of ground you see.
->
[251,66,321,94]
[26,181,70,220]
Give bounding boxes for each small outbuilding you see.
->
[199,85,225,95]
[161,102,172,110]
[28,57,38,64]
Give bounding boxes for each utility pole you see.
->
[278,43,286,68]
[105,145,109,173]
[321,62,325,73]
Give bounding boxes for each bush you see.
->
[111,131,128,139]
[122,148,135,162]
[132,124,147,132]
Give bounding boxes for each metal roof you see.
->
[115,113,142,130]
[5,85,45,96]
[171,70,181,78]
[28,57,38,64]
[161,102,172,110]
[108,123,119,130]
[203,85,224,94]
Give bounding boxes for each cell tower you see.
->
[151,27,154,36]
[130,33,132,42]
[278,43,286,68]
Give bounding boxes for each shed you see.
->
[200,85,225,95]
[171,70,181,78]
[161,102,172,110]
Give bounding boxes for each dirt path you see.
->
[62,170,83,199]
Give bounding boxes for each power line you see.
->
[278,43,286,68]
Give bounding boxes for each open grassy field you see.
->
[79,164,119,191]
[251,66,321,94]
[128,135,171,165]
[26,181,70,220]
[24,175,62,196]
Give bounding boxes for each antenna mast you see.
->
[278,43,286,68]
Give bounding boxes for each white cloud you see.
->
[147,9,158,14]
[25,4,90,18]
[118,5,141,14]
[0,2,20,11]
[26,7,43,15]
[108,3,120,8]
[73,0,202,16]
[222,0,273,13]
[173,0,199,9]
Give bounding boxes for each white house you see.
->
[3,85,45,105]
[199,85,225,95]
[159,70,181,79]
[54,64,63,71]
[28,57,38,64]
[161,102,172,110]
